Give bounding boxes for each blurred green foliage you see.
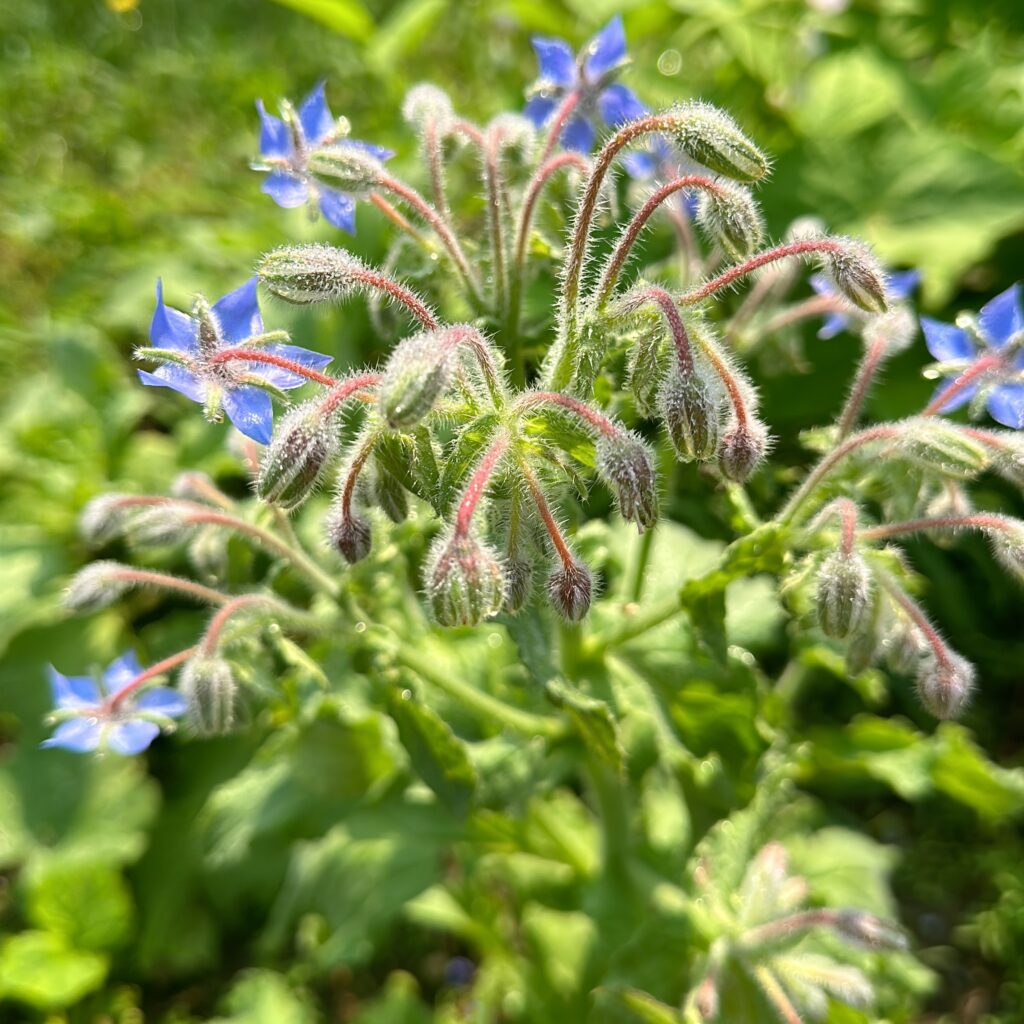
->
[1,0,1022,1021]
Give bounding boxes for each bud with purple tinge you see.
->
[917,651,975,719]
[548,560,593,622]
[378,330,455,430]
[327,508,373,564]
[816,550,873,639]
[256,401,338,509]
[718,418,769,483]
[180,655,237,735]
[426,532,506,627]
[818,239,888,314]
[595,430,659,532]
[695,181,764,261]
[666,102,769,183]
[659,362,723,463]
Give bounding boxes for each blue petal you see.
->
[49,668,100,710]
[531,37,577,87]
[524,94,558,127]
[930,377,977,413]
[344,139,395,162]
[319,188,357,233]
[809,273,835,298]
[137,365,206,405]
[987,383,1024,429]
[598,83,646,127]
[561,115,596,153]
[213,278,263,345]
[254,344,333,389]
[151,280,198,353]
[921,317,974,362]
[256,99,292,159]
[682,192,700,219]
[585,15,627,77]
[135,687,188,718]
[106,720,161,756]
[105,651,143,692]
[42,718,102,753]
[979,283,1023,349]
[223,386,274,445]
[298,81,334,146]
[817,313,850,340]
[887,269,920,300]
[261,171,309,209]
[622,150,657,179]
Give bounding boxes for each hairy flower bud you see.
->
[833,910,908,951]
[63,561,131,612]
[426,533,506,627]
[897,419,990,479]
[696,182,764,260]
[258,244,366,305]
[326,509,373,564]
[988,521,1024,584]
[667,102,769,182]
[378,330,455,430]
[695,977,719,1021]
[816,550,873,639]
[256,401,338,509]
[548,560,593,622]
[128,504,194,546]
[180,655,236,735]
[818,239,888,314]
[80,494,133,545]
[308,145,385,194]
[718,419,769,483]
[917,651,975,719]
[595,430,659,532]
[401,83,455,133]
[864,306,917,356]
[503,558,533,614]
[659,363,723,463]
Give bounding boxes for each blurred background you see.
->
[1,0,1023,1020]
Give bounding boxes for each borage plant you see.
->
[54,15,1023,1022]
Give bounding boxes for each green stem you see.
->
[628,527,656,603]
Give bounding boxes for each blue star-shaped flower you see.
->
[256,82,394,233]
[44,652,187,756]
[810,269,920,340]
[523,16,646,153]
[138,277,332,445]
[922,283,1024,428]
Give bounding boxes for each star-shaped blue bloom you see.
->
[810,269,920,339]
[523,16,646,153]
[138,277,332,445]
[256,82,394,233]
[922,283,1024,428]
[44,651,187,756]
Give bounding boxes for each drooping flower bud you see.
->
[594,430,659,532]
[816,550,873,639]
[695,182,764,261]
[63,561,131,612]
[548,560,593,622]
[883,620,923,676]
[818,239,888,314]
[128,504,195,547]
[502,558,533,614]
[666,102,769,182]
[833,910,908,951]
[694,976,719,1022]
[307,146,385,194]
[378,330,455,430]
[326,508,373,565]
[258,244,366,305]
[426,533,506,627]
[718,418,769,483]
[863,306,917,356]
[401,83,455,134]
[988,520,1024,585]
[896,419,990,479]
[916,651,975,719]
[256,401,338,509]
[180,655,237,736]
[844,596,881,675]
[659,363,723,463]
[170,471,223,505]
[80,494,135,546]
[486,113,536,160]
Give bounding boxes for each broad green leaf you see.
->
[522,904,597,1000]
[0,931,107,1010]
[266,0,374,40]
[547,679,624,773]
[931,724,1024,821]
[210,968,318,1024]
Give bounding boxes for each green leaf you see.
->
[522,904,597,1000]
[266,0,374,40]
[599,987,682,1024]
[546,679,624,773]
[210,968,318,1024]
[388,690,478,817]
[0,931,107,1010]
[931,723,1024,821]
[368,0,449,72]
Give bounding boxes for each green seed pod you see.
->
[667,102,769,183]
[256,401,338,509]
[816,550,873,639]
[327,509,373,564]
[695,181,765,261]
[659,362,723,463]
[180,655,236,736]
[426,533,506,627]
[595,429,659,532]
[378,330,455,430]
[916,651,975,719]
[896,419,990,479]
[548,561,593,622]
[257,244,366,305]
[718,419,769,483]
[818,239,888,314]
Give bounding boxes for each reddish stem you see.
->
[454,434,509,538]
[106,647,196,711]
[836,334,888,440]
[106,567,230,606]
[538,91,580,165]
[423,119,451,223]
[642,285,694,373]
[201,594,277,654]
[522,463,574,569]
[212,348,336,386]
[338,431,379,521]
[860,513,1012,542]
[881,578,953,671]
[516,391,617,436]
[318,372,383,416]
[484,123,509,312]
[348,268,439,329]
[922,353,1003,416]
[369,192,430,246]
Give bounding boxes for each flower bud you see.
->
[818,239,888,314]
[627,325,665,417]
[63,561,131,612]
[816,550,873,639]
[374,466,409,524]
[989,521,1024,585]
[128,505,194,546]
[426,533,506,627]
[595,430,659,532]
[308,145,385,194]
[844,599,881,676]
[326,509,372,564]
[659,363,723,463]
[833,910,908,951]
[378,330,455,430]
[180,655,236,736]
[502,558,533,614]
[401,83,455,133]
[695,182,764,261]
[667,102,769,183]
[718,419,769,483]
[487,113,536,160]
[80,495,133,545]
[896,419,990,479]
[694,976,719,1021]
[883,621,923,676]
[916,651,975,719]
[256,401,338,509]
[863,306,917,356]
[170,471,222,505]
[548,560,593,622]
[258,244,366,305]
